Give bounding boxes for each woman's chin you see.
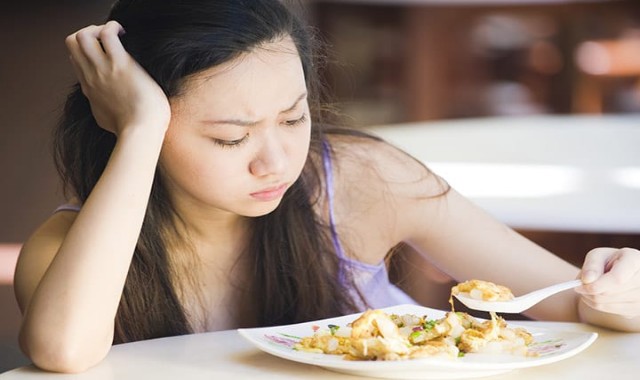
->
[242,200,283,217]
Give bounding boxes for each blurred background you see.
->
[311,0,640,125]
[2,0,640,248]
[1,0,640,372]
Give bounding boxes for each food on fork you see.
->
[451,279,515,304]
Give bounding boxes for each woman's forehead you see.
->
[183,36,301,87]
[171,38,307,118]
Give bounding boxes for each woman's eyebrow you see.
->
[203,92,308,127]
[282,92,308,113]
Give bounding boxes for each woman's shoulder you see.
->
[14,204,79,311]
[322,130,450,263]
[325,130,448,199]
[23,200,80,251]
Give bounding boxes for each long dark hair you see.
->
[54,0,359,343]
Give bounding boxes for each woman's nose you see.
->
[249,133,287,177]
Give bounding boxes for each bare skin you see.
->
[14,20,640,373]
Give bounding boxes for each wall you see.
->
[1,1,113,243]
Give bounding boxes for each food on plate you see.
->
[295,280,534,361]
[295,309,534,361]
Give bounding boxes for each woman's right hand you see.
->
[65,20,171,136]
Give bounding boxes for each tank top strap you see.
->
[321,140,347,261]
[53,203,81,213]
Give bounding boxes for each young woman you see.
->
[14,0,640,373]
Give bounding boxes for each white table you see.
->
[366,114,640,234]
[1,321,638,379]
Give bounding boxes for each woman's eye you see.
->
[212,134,248,148]
[284,114,308,127]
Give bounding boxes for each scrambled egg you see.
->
[451,279,515,303]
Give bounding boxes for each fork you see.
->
[453,279,583,314]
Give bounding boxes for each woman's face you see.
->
[159,37,311,218]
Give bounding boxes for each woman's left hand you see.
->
[576,247,640,318]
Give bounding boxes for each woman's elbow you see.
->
[19,327,110,373]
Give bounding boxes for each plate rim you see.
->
[237,304,598,373]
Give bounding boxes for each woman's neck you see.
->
[170,195,250,247]
[167,199,255,331]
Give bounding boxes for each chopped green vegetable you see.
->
[422,320,437,331]
[328,324,340,335]
[409,331,423,341]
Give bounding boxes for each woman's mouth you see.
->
[250,183,288,201]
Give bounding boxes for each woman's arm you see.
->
[14,21,171,372]
[375,140,640,331]
[403,188,581,322]
[328,135,578,319]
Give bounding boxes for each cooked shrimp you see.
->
[350,309,401,339]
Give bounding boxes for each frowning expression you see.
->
[159,36,311,217]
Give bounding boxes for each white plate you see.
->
[238,304,598,379]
